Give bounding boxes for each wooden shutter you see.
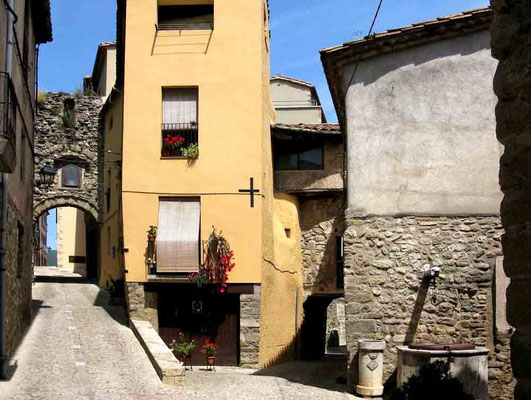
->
[157,199,200,273]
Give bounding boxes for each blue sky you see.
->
[41,0,489,249]
[46,209,57,249]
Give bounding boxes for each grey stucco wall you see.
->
[344,30,502,216]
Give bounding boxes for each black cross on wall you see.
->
[239,177,260,208]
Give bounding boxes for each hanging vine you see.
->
[190,227,235,293]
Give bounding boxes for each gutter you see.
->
[0,0,16,379]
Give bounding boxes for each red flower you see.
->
[221,256,229,265]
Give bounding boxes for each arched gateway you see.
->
[34,92,103,278]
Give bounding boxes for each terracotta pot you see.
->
[148,235,156,242]
[181,354,189,363]
[206,356,216,366]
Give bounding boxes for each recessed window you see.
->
[274,141,324,171]
[158,4,214,30]
[63,98,76,128]
[161,88,198,157]
[17,222,24,277]
[62,165,82,188]
[284,228,291,238]
[157,198,200,273]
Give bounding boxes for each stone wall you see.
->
[343,214,512,397]
[240,285,261,367]
[126,282,159,331]
[34,92,103,221]
[4,199,33,358]
[491,1,531,398]
[300,194,345,293]
[326,297,346,348]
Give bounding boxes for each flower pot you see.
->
[148,235,156,242]
[206,356,216,366]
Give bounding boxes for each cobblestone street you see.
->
[0,268,356,400]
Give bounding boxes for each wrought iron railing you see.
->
[161,122,198,157]
[156,22,213,31]
[0,72,18,172]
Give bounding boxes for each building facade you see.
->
[0,0,52,378]
[99,0,306,369]
[56,207,87,275]
[322,8,513,398]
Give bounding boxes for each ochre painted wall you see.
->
[57,207,86,275]
[99,90,124,288]
[260,194,304,366]
[121,0,270,284]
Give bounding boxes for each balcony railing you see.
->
[161,122,198,158]
[0,72,17,172]
[156,22,213,31]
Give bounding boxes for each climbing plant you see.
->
[190,227,235,293]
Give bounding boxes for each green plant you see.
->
[200,341,219,357]
[147,226,158,236]
[37,91,47,105]
[190,227,235,293]
[384,361,474,400]
[181,143,199,159]
[169,333,196,357]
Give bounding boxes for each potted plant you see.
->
[162,134,185,156]
[181,143,199,159]
[147,226,158,242]
[200,340,219,370]
[169,333,196,369]
[190,227,235,293]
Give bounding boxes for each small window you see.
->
[336,236,344,289]
[63,99,76,128]
[274,141,324,171]
[62,165,82,188]
[162,88,198,157]
[17,222,24,277]
[158,4,214,30]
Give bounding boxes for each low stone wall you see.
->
[300,195,345,293]
[240,285,261,368]
[343,214,513,398]
[126,282,159,331]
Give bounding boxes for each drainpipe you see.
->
[0,0,16,379]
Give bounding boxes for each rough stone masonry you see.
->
[343,214,513,398]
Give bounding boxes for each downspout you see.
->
[0,0,16,379]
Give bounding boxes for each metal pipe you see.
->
[0,0,15,379]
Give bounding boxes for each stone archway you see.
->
[33,92,103,280]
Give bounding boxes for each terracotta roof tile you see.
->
[272,123,341,134]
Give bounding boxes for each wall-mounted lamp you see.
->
[39,164,57,185]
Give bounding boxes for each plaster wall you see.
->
[344,31,502,216]
[121,0,271,284]
[274,108,323,124]
[271,80,312,104]
[56,207,86,275]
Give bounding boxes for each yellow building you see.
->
[98,0,304,368]
[56,207,87,275]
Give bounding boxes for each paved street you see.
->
[0,268,357,400]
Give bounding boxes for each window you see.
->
[106,169,111,212]
[156,198,200,273]
[274,141,324,171]
[63,99,76,128]
[22,0,30,80]
[336,236,344,289]
[62,165,82,188]
[158,4,214,30]
[17,222,24,278]
[161,88,198,157]
[20,133,26,181]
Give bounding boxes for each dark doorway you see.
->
[85,218,99,281]
[157,285,240,366]
[300,296,335,360]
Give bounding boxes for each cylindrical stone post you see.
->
[356,339,386,397]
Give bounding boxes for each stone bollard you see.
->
[357,339,386,397]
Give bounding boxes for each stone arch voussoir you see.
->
[33,196,98,222]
